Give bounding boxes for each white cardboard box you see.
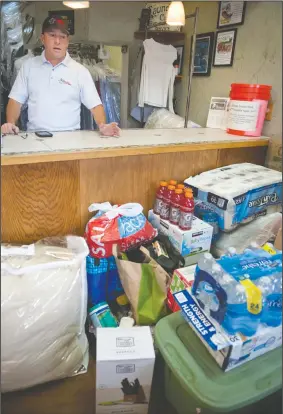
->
[174,289,282,372]
[148,210,213,266]
[96,327,155,414]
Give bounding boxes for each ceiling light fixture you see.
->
[166,1,185,26]
[63,1,90,9]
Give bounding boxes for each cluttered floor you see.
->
[1,348,282,414]
[2,164,282,414]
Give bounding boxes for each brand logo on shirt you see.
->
[59,78,72,86]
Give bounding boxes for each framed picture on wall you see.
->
[175,45,184,75]
[213,28,237,67]
[191,32,214,76]
[217,1,246,29]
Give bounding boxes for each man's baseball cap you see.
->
[42,16,69,35]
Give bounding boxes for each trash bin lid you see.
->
[155,312,282,412]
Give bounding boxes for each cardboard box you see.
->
[174,289,282,372]
[167,265,196,312]
[96,327,155,414]
[148,210,213,266]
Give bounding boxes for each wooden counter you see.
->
[1,128,269,243]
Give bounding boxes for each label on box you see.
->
[174,290,221,351]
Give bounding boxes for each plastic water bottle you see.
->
[226,247,237,257]
[256,273,282,327]
[194,260,222,314]
[197,252,214,272]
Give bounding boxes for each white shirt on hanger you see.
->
[138,38,177,112]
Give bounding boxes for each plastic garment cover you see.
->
[1,236,89,392]
[212,212,282,258]
[99,79,121,125]
[144,108,201,129]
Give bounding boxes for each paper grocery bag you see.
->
[114,246,170,325]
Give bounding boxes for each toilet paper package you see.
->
[184,163,282,232]
[1,236,89,392]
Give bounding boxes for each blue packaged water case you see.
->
[193,245,282,336]
[194,200,220,242]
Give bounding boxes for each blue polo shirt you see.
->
[9,52,102,132]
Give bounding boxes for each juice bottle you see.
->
[153,181,168,215]
[169,189,183,225]
[160,185,176,220]
[179,190,195,230]
[169,179,177,187]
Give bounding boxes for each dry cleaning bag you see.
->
[1,236,89,392]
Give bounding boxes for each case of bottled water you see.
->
[192,243,282,337]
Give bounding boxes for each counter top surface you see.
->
[1,128,269,165]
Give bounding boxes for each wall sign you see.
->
[48,10,75,35]
[145,2,181,32]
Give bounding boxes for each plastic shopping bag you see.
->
[85,202,157,259]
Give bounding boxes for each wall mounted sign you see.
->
[217,1,246,28]
[192,32,214,76]
[213,28,237,67]
[145,2,181,32]
[48,10,75,35]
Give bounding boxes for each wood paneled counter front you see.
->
[1,128,269,243]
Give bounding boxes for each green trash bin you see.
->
[154,312,282,414]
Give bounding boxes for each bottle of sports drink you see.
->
[179,189,194,230]
[160,185,176,220]
[153,181,168,215]
[169,188,183,225]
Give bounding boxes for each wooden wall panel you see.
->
[217,146,267,168]
[79,150,219,231]
[1,161,81,243]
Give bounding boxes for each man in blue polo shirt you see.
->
[1,16,120,137]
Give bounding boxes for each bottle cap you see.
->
[169,180,177,186]
[160,181,168,187]
[119,317,135,328]
[175,189,183,194]
[184,191,193,198]
[168,185,176,190]
[177,184,185,189]
[116,294,129,306]
[204,252,213,260]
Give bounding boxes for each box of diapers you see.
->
[184,163,282,232]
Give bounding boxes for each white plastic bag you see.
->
[212,212,282,257]
[1,236,89,392]
[144,108,201,129]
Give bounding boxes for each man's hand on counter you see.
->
[1,123,19,135]
[98,122,121,137]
